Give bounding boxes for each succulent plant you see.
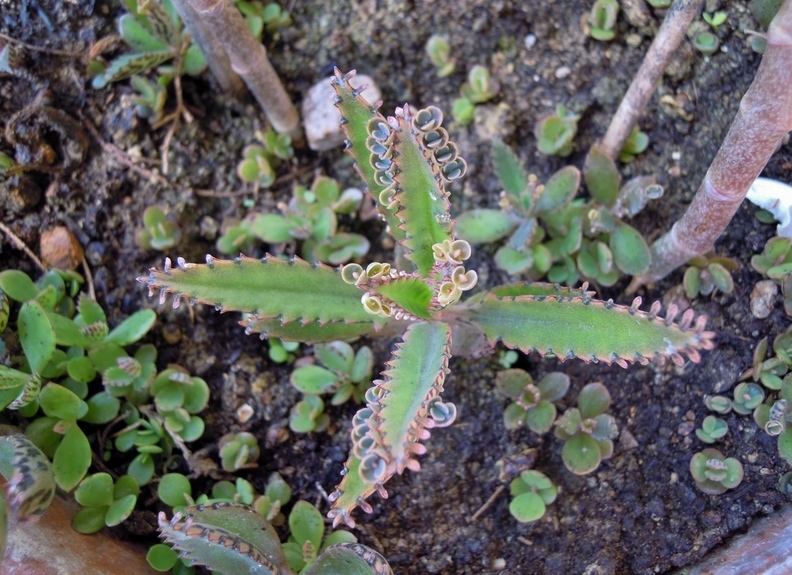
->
[588,0,619,42]
[695,415,728,444]
[732,382,765,415]
[72,472,140,534]
[158,502,392,574]
[535,104,579,157]
[139,69,715,527]
[452,64,498,125]
[218,431,260,472]
[508,469,557,523]
[290,341,374,405]
[425,34,455,77]
[496,369,570,433]
[136,206,182,251]
[682,254,737,299]
[554,382,619,475]
[689,448,744,495]
[617,126,650,163]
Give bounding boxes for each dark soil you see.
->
[2,1,791,574]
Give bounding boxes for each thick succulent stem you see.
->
[599,0,705,160]
[633,0,792,285]
[170,0,245,94]
[183,0,302,140]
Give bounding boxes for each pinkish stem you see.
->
[633,0,792,286]
[600,0,705,160]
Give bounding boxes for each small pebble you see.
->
[524,34,537,50]
[236,403,254,423]
[555,66,571,79]
[750,279,778,319]
[40,226,83,270]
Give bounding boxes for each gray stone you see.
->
[302,74,381,151]
[750,279,778,319]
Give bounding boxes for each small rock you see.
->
[750,280,778,319]
[302,74,381,151]
[555,65,571,79]
[40,226,83,270]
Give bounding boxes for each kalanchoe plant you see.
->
[496,369,570,433]
[554,382,619,475]
[218,431,260,472]
[588,0,620,41]
[682,254,737,299]
[508,469,558,523]
[236,128,294,190]
[425,34,455,78]
[689,448,744,494]
[72,473,140,534]
[136,206,183,251]
[90,0,207,89]
[157,502,392,574]
[452,65,498,125]
[535,104,579,157]
[695,415,728,444]
[139,69,715,527]
[617,126,650,163]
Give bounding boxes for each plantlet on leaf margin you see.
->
[139,68,715,528]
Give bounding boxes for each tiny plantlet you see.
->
[535,104,579,157]
[135,206,182,251]
[588,0,619,42]
[689,448,744,495]
[139,69,715,527]
[496,369,570,433]
[425,34,455,78]
[452,65,498,125]
[508,469,557,523]
[682,255,737,299]
[695,415,728,444]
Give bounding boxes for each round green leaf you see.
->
[610,222,651,275]
[154,382,184,412]
[181,377,210,414]
[158,473,192,507]
[75,473,114,507]
[289,500,324,547]
[495,245,533,275]
[250,213,296,243]
[53,423,92,491]
[290,366,339,395]
[114,475,141,499]
[562,433,602,475]
[106,493,137,526]
[72,505,108,534]
[182,43,207,76]
[104,309,156,346]
[455,209,515,244]
[67,356,97,384]
[83,391,121,424]
[509,491,546,523]
[525,402,556,434]
[779,428,792,465]
[39,383,88,421]
[179,415,205,442]
[147,544,179,572]
[0,270,38,302]
[128,453,155,486]
[19,300,56,373]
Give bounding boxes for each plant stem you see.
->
[599,0,705,160]
[170,0,245,95]
[632,0,792,288]
[183,0,303,141]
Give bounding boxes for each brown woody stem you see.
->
[632,0,792,287]
[599,0,705,160]
[182,0,303,140]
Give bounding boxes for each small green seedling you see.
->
[425,34,455,77]
[234,0,292,39]
[283,500,357,573]
[290,341,374,405]
[90,0,206,89]
[535,104,579,157]
[682,255,737,299]
[554,382,618,475]
[588,0,619,42]
[129,75,168,122]
[689,448,743,494]
[508,470,557,523]
[136,206,182,251]
[695,415,728,444]
[732,382,765,415]
[693,31,720,55]
[72,473,140,534]
[704,394,732,414]
[703,11,728,29]
[198,473,292,525]
[289,395,329,433]
[236,128,294,189]
[158,502,392,575]
[218,431,260,472]
[269,338,300,363]
[618,126,649,163]
[646,0,671,7]
[453,65,498,125]
[496,369,570,433]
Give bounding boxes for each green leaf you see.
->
[492,139,528,197]
[562,433,602,475]
[104,309,156,345]
[106,493,137,526]
[609,221,651,275]
[53,423,92,491]
[455,209,515,244]
[304,543,392,575]
[289,500,325,548]
[158,473,192,507]
[182,43,206,76]
[142,255,378,328]
[19,300,56,373]
[0,270,39,302]
[147,544,179,572]
[374,277,434,319]
[67,356,97,383]
[72,505,108,534]
[509,491,546,523]
[495,245,533,275]
[465,287,713,366]
[83,391,121,424]
[315,341,354,374]
[583,146,620,207]
[181,377,210,413]
[75,473,114,507]
[290,365,339,395]
[128,453,155,486]
[118,13,169,52]
[39,383,88,421]
[92,50,175,89]
[534,166,581,215]
[250,213,297,243]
